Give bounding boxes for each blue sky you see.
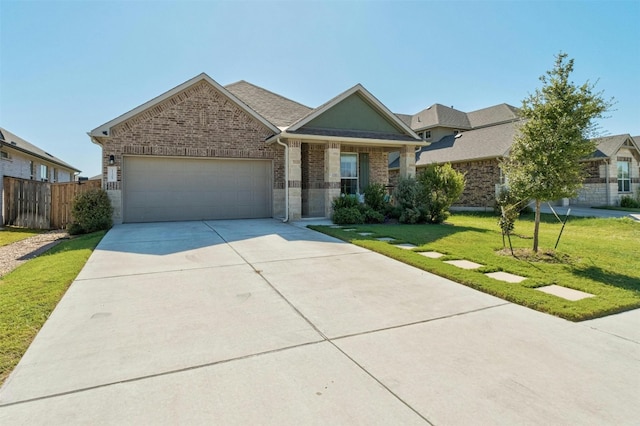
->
[1,0,638,177]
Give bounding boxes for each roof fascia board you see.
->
[266,131,428,147]
[89,73,280,136]
[0,141,81,172]
[287,84,420,140]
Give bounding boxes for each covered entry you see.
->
[123,156,272,222]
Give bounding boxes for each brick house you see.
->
[390,103,640,208]
[88,73,424,223]
[1,126,79,224]
[390,104,521,209]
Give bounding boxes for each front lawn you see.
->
[0,231,105,385]
[311,213,640,321]
[0,227,44,247]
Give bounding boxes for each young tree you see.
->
[502,53,613,252]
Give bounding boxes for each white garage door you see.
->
[123,156,272,223]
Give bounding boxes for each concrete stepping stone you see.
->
[536,285,595,301]
[376,237,395,242]
[444,260,483,270]
[343,229,357,232]
[485,271,527,283]
[394,243,417,250]
[330,225,343,228]
[418,251,444,259]
[358,232,374,236]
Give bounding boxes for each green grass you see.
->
[0,227,44,247]
[311,213,640,322]
[0,231,105,385]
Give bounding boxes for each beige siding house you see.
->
[88,73,424,224]
[1,126,79,224]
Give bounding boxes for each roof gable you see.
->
[225,80,311,127]
[0,126,79,172]
[89,73,280,138]
[287,84,419,141]
[592,134,639,159]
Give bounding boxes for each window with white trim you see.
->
[340,153,358,195]
[40,164,49,182]
[617,161,630,192]
[0,151,9,160]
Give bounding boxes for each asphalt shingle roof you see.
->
[410,104,471,130]
[0,126,79,172]
[467,103,520,128]
[414,121,519,166]
[225,81,312,127]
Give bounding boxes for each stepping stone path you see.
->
[376,237,395,242]
[536,285,595,301]
[343,229,357,232]
[485,271,527,283]
[394,243,417,250]
[418,251,444,259]
[444,260,483,270]
[358,232,373,236]
[330,225,342,229]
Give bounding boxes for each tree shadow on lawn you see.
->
[354,223,493,246]
[572,265,640,293]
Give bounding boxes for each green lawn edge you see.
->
[0,231,105,385]
[310,219,640,322]
[0,227,45,247]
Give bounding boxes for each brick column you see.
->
[324,141,341,217]
[288,140,302,220]
[399,145,416,179]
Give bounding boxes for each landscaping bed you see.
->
[311,212,640,321]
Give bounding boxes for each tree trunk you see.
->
[533,199,541,252]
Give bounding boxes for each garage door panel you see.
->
[123,157,272,223]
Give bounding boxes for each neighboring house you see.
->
[88,73,424,224]
[390,104,521,208]
[574,134,640,206]
[390,104,640,208]
[0,126,80,224]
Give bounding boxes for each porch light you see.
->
[108,155,115,165]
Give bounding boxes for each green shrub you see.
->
[71,189,113,233]
[393,177,425,223]
[332,194,360,210]
[332,207,364,225]
[620,195,640,208]
[417,163,465,224]
[66,222,85,236]
[361,205,385,224]
[363,183,388,212]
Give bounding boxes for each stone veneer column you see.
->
[399,145,416,179]
[288,140,302,220]
[324,142,341,218]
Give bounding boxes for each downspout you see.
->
[604,160,610,205]
[275,138,289,222]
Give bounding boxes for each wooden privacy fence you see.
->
[3,177,101,229]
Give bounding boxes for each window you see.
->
[617,161,630,192]
[30,161,35,179]
[424,130,431,140]
[40,164,49,182]
[53,168,58,183]
[0,151,9,160]
[340,153,358,195]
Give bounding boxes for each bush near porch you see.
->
[311,212,640,321]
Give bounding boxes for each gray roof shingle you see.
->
[225,81,312,127]
[410,104,471,130]
[467,103,520,128]
[591,134,637,158]
[414,121,519,166]
[0,126,79,172]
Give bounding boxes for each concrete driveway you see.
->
[1,219,638,425]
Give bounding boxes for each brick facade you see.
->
[450,160,501,207]
[97,81,284,222]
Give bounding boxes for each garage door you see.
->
[123,156,272,222]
